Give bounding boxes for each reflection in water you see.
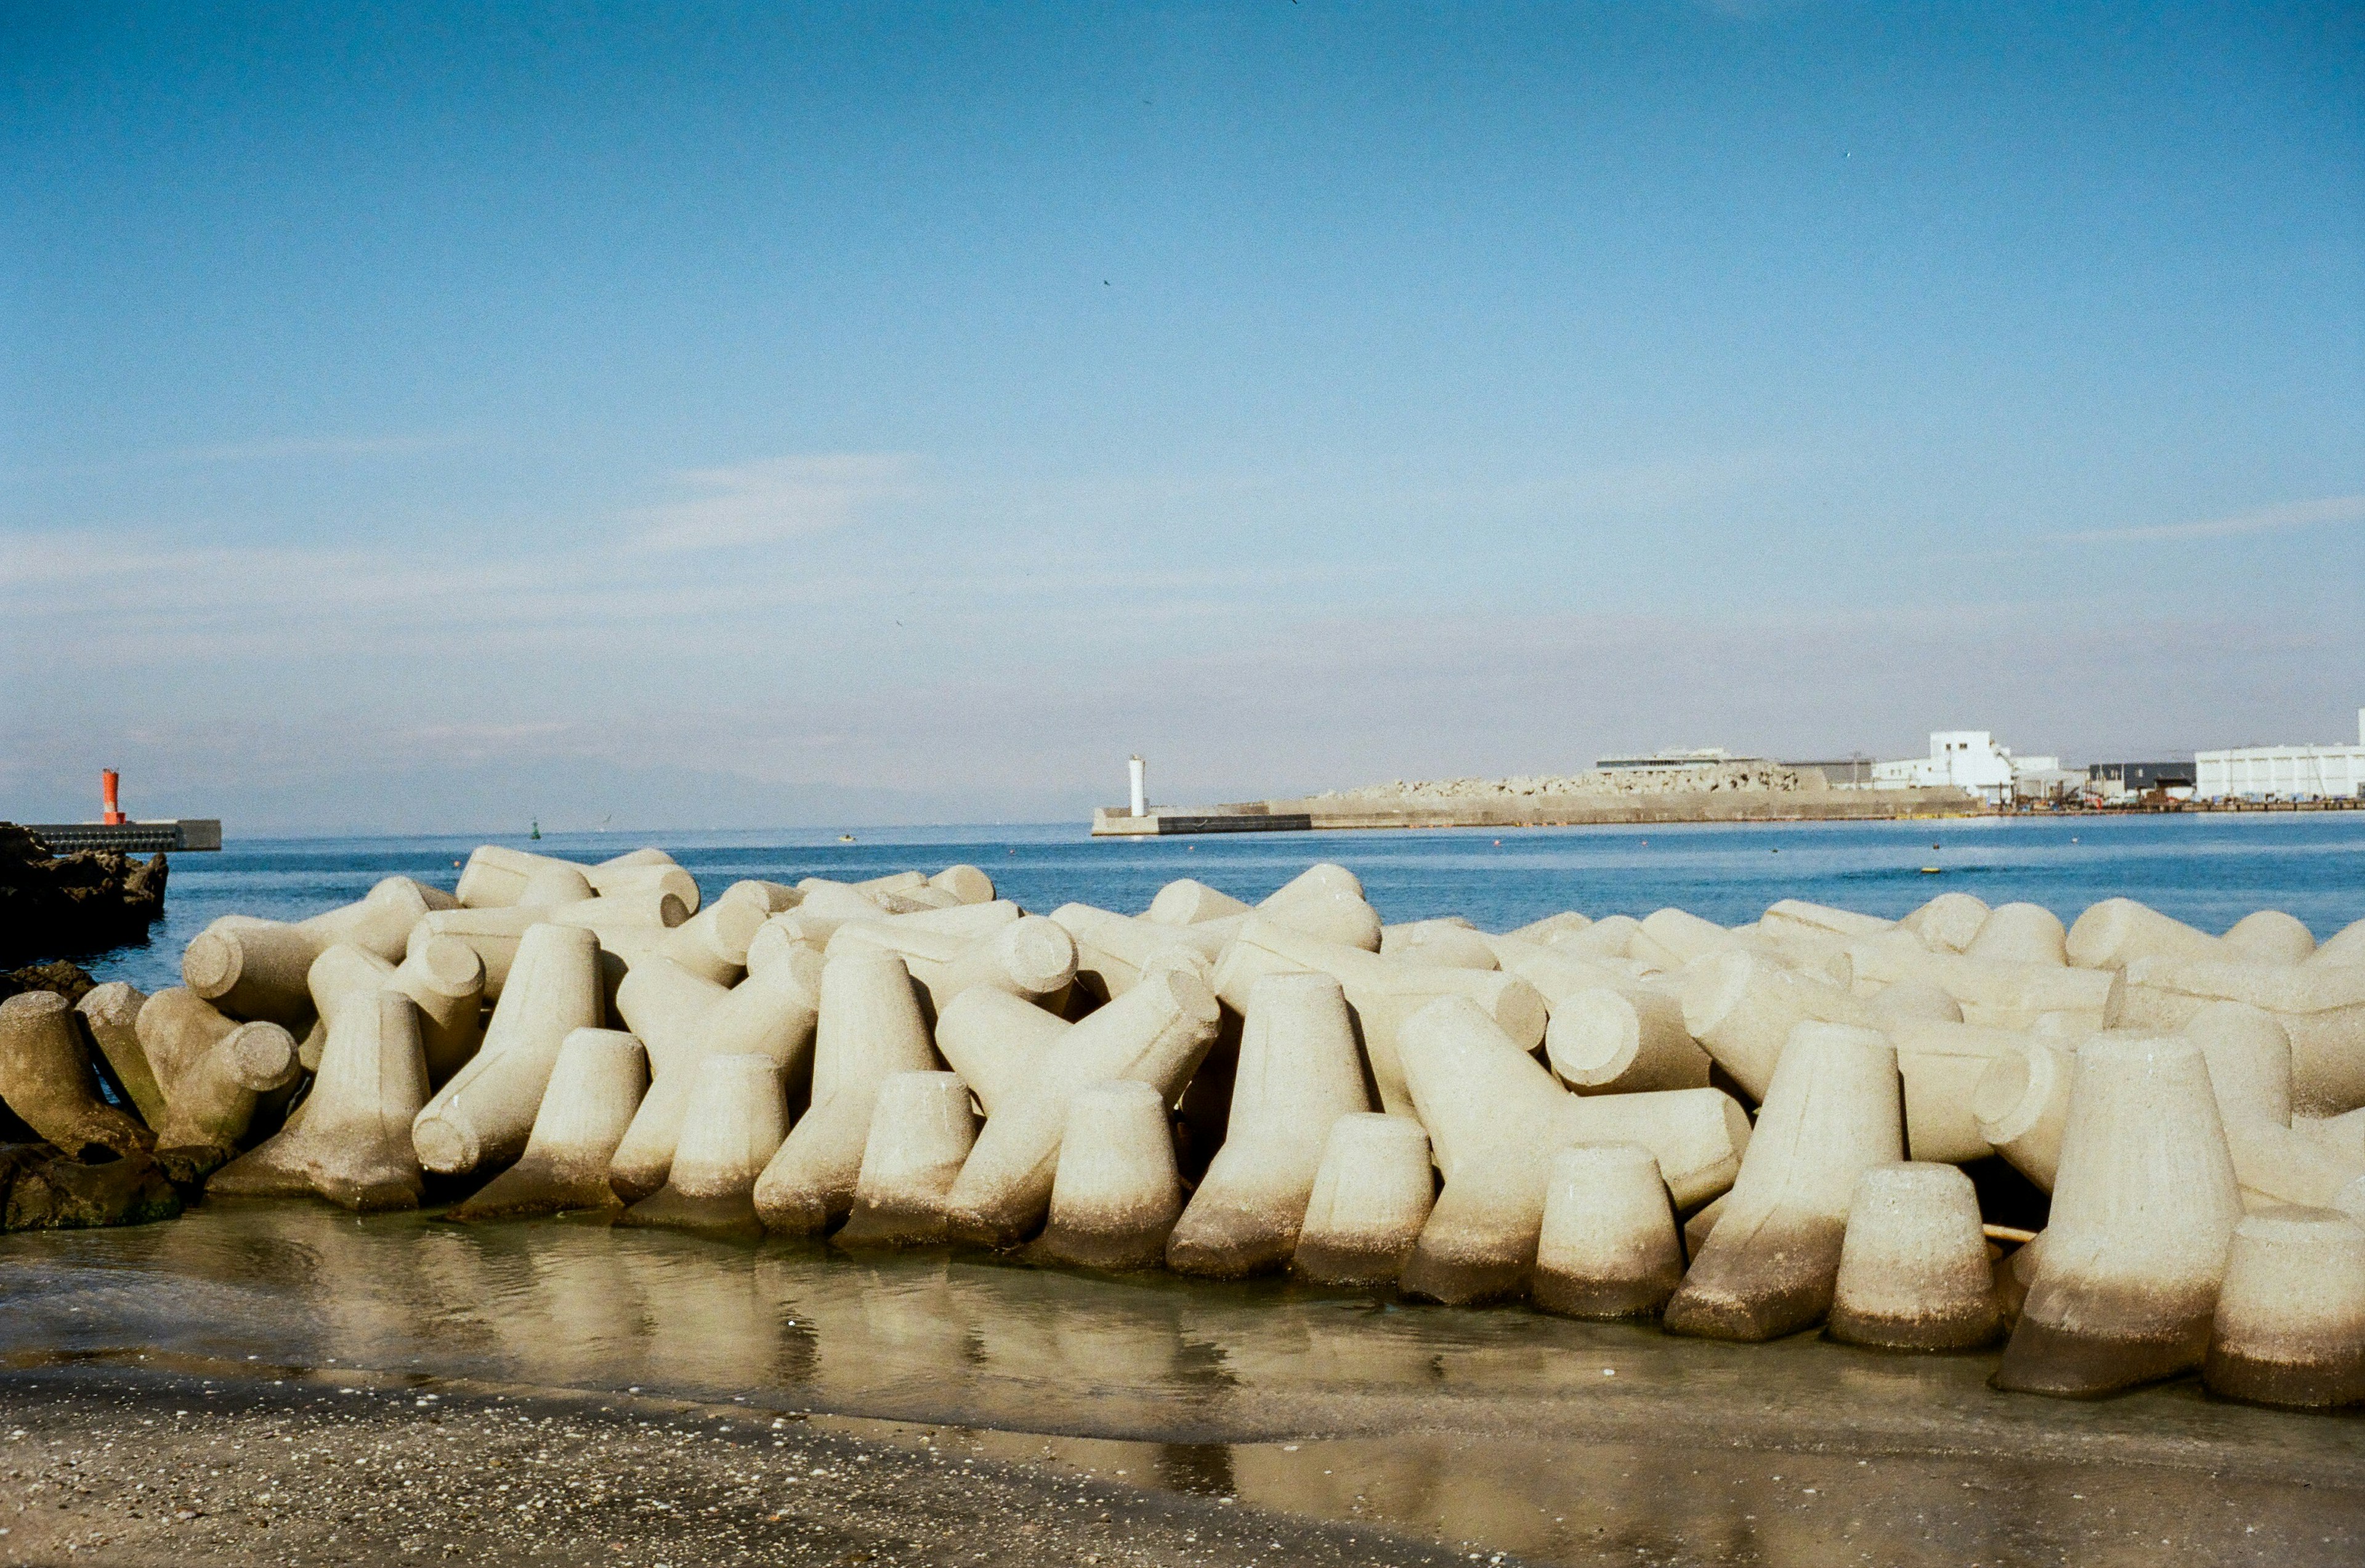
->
[5,1203,2361,1566]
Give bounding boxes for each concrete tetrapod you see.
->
[1901,892,1992,955]
[1845,934,2120,1031]
[829,913,1075,1020]
[1210,916,1546,1121]
[1508,910,1593,944]
[752,950,939,1235]
[1662,1022,1904,1342]
[75,982,168,1127]
[1865,979,1962,1029]
[1530,1142,1685,1319]
[1396,996,1751,1306]
[654,897,770,987]
[455,844,698,913]
[305,937,485,1083]
[1053,903,1230,1002]
[1679,950,1872,1103]
[1144,878,1252,925]
[209,989,432,1211]
[929,864,997,905]
[835,1070,978,1248]
[1379,919,1499,971]
[1293,1113,1436,1288]
[133,988,302,1157]
[1882,1019,2032,1165]
[1760,899,1898,947]
[1166,972,1371,1279]
[2221,910,2316,965]
[1030,1080,1184,1272]
[2314,917,2365,969]
[1971,1037,2076,1192]
[410,889,685,1001]
[2203,1206,2365,1410]
[1993,1035,2243,1397]
[932,987,1069,1118]
[620,1053,788,1235]
[1393,994,1566,1304]
[1967,903,2069,968]
[2185,1001,2365,1210]
[1488,934,1710,1094]
[940,964,1221,1248]
[1554,915,1641,963]
[2064,898,2222,971]
[2118,953,2365,1115]
[1825,1163,2000,1351]
[0,993,154,1160]
[610,958,822,1203]
[411,923,604,1178]
[180,877,452,1029]
[1256,863,1384,952]
[1545,986,1708,1096]
[447,1030,649,1221]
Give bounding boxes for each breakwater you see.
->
[1094,762,1984,835]
[7,836,2363,1405]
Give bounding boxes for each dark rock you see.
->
[0,1142,184,1231]
[0,823,169,965]
[0,959,100,1006]
[153,1142,233,1190]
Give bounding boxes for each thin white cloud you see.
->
[624,453,924,552]
[2061,493,2365,544]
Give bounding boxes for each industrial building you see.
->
[2085,761,2196,802]
[1869,730,2071,804]
[2194,709,2365,801]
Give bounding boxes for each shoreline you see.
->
[7,1345,2364,1568]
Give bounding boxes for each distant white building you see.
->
[1872,730,2056,804]
[2195,709,2365,801]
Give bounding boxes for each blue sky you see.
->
[4,2,2361,831]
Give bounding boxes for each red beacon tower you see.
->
[101,769,127,825]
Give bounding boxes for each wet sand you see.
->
[0,1364,1437,1567]
[4,1205,2362,1565]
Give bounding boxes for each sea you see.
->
[80,809,2365,995]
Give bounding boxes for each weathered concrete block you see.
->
[411,923,602,1177]
[1827,1162,2000,1351]
[449,1028,648,1221]
[620,1053,786,1235]
[753,950,937,1235]
[0,992,152,1160]
[1994,1035,2242,1397]
[1531,1142,1683,1319]
[836,1070,977,1248]
[1030,1080,1182,1271]
[210,988,431,1211]
[1663,1022,1902,1343]
[2204,1206,2365,1409]
[1293,1113,1434,1288]
[1166,972,1369,1279]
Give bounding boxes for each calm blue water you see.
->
[81,812,2364,995]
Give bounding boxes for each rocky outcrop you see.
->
[0,1142,182,1231]
[0,825,169,964]
[1,960,99,1007]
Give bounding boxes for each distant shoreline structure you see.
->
[1093,761,1985,836]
